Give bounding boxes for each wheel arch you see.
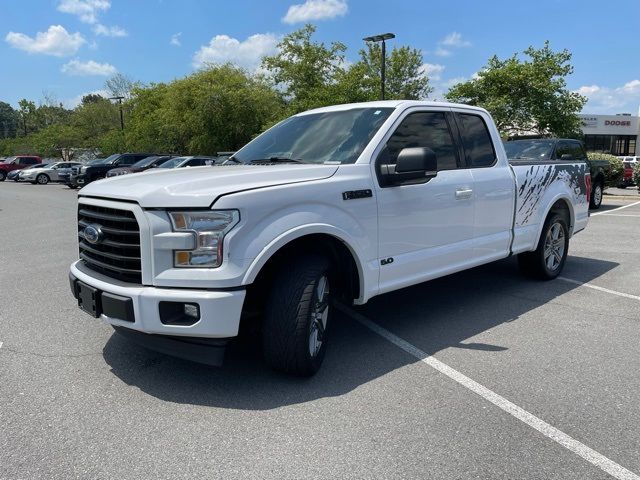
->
[243,226,366,304]
[533,196,573,250]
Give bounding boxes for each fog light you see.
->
[159,301,200,326]
[184,303,199,318]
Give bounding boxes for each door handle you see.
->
[455,188,473,200]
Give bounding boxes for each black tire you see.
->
[589,181,603,209]
[518,213,569,280]
[36,173,49,185]
[67,184,77,189]
[0,171,5,182]
[262,254,332,376]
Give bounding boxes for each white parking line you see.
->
[335,303,640,480]
[596,214,640,218]
[559,277,640,302]
[591,200,640,216]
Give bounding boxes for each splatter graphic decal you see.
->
[514,163,588,227]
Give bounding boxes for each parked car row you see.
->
[0,151,235,187]
[0,155,42,181]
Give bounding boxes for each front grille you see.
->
[78,204,142,283]
[71,166,81,175]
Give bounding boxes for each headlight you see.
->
[168,210,240,268]
[80,166,88,173]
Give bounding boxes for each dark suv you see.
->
[106,155,175,178]
[0,155,42,181]
[68,153,156,188]
[504,138,610,209]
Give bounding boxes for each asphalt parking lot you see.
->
[1,181,640,480]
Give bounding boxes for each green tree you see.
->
[446,42,586,138]
[17,99,37,136]
[348,43,431,100]
[261,24,347,113]
[126,64,284,154]
[71,96,121,146]
[0,101,18,138]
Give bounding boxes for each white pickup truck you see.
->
[69,101,590,375]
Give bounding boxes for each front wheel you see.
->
[0,171,6,182]
[262,255,332,376]
[518,213,569,280]
[36,174,49,185]
[590,182,603,209]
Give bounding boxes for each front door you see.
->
[374,108,475,295]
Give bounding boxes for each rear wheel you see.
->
[36,174,50,185]
[518,213,569,280]
[590,181,603,209]
[262,255,332,376]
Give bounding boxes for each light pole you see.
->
[362,33,395,100]
[109,96,125,130]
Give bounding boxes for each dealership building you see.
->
[579,113,639,156]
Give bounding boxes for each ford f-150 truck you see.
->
[69,101,590,376]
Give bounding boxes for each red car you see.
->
[0,155,42,181]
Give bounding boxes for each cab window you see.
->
[456,113,496,167]
[380,111,459,171]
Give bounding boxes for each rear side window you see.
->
[556,141,585,160]
[457,114,496,167]
[186,158,208,167]
[381,111,459,171]
[119,156,137,166]
[20,157,38,165]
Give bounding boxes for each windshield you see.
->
[233,107,394,165]
[131,156,165,168]
[159,156,189,168]
[2,156,17,164]
[504,140,555,160]
[103,154,121,164]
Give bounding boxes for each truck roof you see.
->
[300,100,487,116]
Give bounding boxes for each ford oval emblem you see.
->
[83,224,103,244]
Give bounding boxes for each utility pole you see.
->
[362,33,395,100]
[109,96,125,130]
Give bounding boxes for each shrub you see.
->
[587,152,624,188]
[633,163,640,192]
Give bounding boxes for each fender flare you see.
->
[241,223,369,303]
[533,194,575,249]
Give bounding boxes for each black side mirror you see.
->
[380,147,438,186]
[560,154,573,160]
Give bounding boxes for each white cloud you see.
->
[434,47,451,57]
[65,89,110,108]
[57,0,110,24]
[576,80,640,114]
[61,58,117,76]
[282,0,348,24]
[5,25,85,57]
[193,33,279,70]
[93,24,127,37]
[170,32,182,46]
[440,32,471,48]
[420,63,445,81]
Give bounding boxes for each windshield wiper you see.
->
[250,157,308,164]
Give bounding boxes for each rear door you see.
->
[453,110,515,264]
[374,108,476,294]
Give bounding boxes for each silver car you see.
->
[22,161,82,184]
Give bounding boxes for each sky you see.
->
[1,0,639,114]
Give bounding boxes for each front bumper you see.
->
[70,260,246,338]
[70,173,89,187]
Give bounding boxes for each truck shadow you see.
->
[102,255,617,410]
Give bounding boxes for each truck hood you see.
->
[78,164,339,208]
